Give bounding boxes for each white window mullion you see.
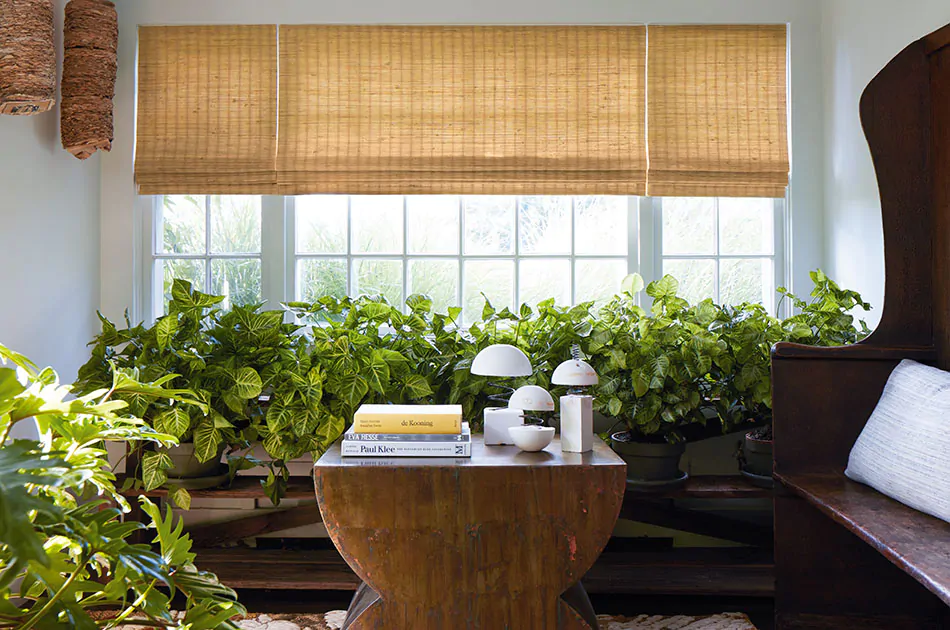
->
[204,195,213,293]
[139,195,161,322]
[261,195,288,309]
[774,195,790,318]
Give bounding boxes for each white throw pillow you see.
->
[845,359,950,524]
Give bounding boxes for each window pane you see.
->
[298,258,348,301]
[575,259,628,304]
[662,198,716,255]
[463,260,514,322]
[161,195,205,254]
[210,196,261,254]
[407,196,460,255]
[719,198,774,255]
[463,196,515,255]
[720,258,773,310]
[352,196,403,254]
[161,259,205,313]
[575,197,627,256]
[663,259,716,304]
[211,258,262,309]
[354,259,403,305]
[519,197,571,255]
[519,259,571,307]
[408,259,459,313]
[297,196,348,254]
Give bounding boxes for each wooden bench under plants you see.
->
[772,22,950,630]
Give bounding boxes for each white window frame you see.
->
[648,196,788,316]
[140,194,788,322]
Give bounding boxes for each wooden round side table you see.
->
[314,436,626,629]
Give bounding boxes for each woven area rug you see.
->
[226,611,758,629]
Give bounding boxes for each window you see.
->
[154,195,263,312]
[656,197,782,312]
[295,196,629,323]
[147,194,785,321]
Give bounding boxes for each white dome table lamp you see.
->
[552,345,599,453]
[471,344,533,445]
[507,384,557,452]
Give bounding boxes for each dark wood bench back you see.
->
[773,23,950,477]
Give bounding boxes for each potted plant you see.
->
[718,271,872,483]
[588,275,729,488]
[0,342,243,628]
[75,280,268,501]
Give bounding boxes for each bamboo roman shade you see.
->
[647,25,789,198]
[135,25,278,194]
[134,24,789,198]
[277,26,647,195]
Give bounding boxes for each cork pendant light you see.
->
[61,0,118,159]
[0,0,56,115]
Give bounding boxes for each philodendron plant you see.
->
[0,342,244,629]
[75,280,327,504]
[587,274,732,443]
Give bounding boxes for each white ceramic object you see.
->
[560,395,594,453]
[471,344,533,377]
[552,358,599,386]
[508,425,555,452]
[508,385,555,411]
[484,407,524,445]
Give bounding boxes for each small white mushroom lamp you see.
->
[471,344,533,445]
[507,385,557,452]
[553,345,599,453]
[509,385,556,424]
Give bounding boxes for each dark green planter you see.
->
[741,431,773,479]
[163,443,223,479]
[610,432,686,484]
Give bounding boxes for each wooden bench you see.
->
[772,22,950,630]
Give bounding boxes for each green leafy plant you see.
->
[588,270,872,444]
[81,270,872,501]
[587,275,731,443]
[717,269,872,437]
[0,342,244,629]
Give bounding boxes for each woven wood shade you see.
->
[647,25,789,198]
[135,25,278,194]
[277,25,647,195]
[0,0,55,115]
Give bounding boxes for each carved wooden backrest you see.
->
[772,23,950,476]
[857,23,950,364]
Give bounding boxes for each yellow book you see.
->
[353,404,463,435]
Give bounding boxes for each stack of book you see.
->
[342,404,471,458]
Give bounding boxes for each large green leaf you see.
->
[155,315,178,351]
[229,367,263,400]
[364,353,391,395]
[192,420,221,463]
[336,373,369,410]
[141,450,172,491]
[403,374,433,399]
[154,408,190,439]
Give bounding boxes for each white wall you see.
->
[101,0,826,323]
[823,1,950,327]
[0,0,101,381]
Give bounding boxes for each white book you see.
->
[341,439,472,458]
[343,422,471,443]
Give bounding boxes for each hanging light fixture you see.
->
[0,0,56,115]
[61,0,118,159]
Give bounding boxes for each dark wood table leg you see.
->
[562,582,598,630]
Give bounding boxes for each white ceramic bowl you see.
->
[508,425,555,452]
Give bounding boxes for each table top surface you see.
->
[316,435,625,470]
